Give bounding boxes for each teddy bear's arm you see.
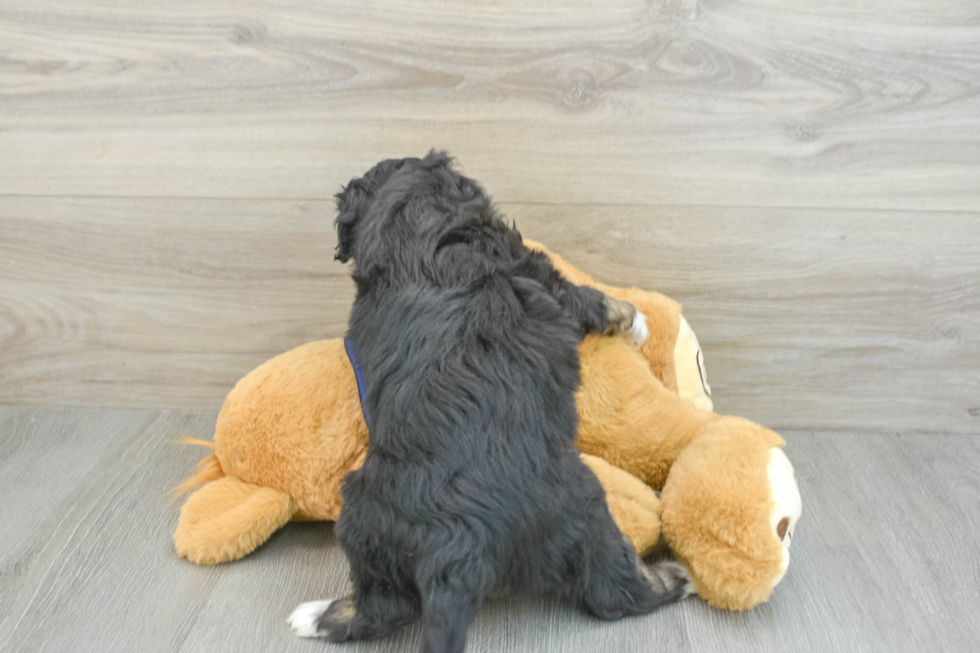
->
[580,454,663,556]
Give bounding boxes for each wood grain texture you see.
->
[3,197,978,434]
[2,0,980,209]
[1,405,979,652]
[2,1,979,650]
[515,204,980,435]
[0,408,220,652]
[0,196,349,410]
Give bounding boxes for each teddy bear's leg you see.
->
[580,454,662,556]
[174,476,296,565]
[576,337,722,489]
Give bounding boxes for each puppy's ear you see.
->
[422,149,452,169]
[334,180,368,263]
[335,158,409,262]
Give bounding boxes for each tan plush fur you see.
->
[661,422,786,610]
[212,339,368,521]
[175,476,295,565]
[574,335,720,488]
[173,241,793,610]
[579,454,661,557]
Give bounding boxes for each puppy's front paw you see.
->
[603,296,647,346]
[628,311,649,346]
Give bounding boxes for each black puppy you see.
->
[289,152,691,653]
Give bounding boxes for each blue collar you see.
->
[343,336,370,427]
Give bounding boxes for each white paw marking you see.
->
[287,599,334,638]
[683,578,696,597]
[628,311,649,346]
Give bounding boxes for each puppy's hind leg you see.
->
[288,536,420,642]
[568,492,693,620]
[288,583,420,642]
[415,553,493,653]
[417,580,481,653]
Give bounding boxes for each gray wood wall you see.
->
[2,0,979,435]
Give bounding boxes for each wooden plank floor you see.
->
[0,405,977,653]
[2,0,980,651]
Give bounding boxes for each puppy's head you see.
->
[334,151,463,263]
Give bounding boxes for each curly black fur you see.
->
[310,152,690,653]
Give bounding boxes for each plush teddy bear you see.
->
[173,241,801,611]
